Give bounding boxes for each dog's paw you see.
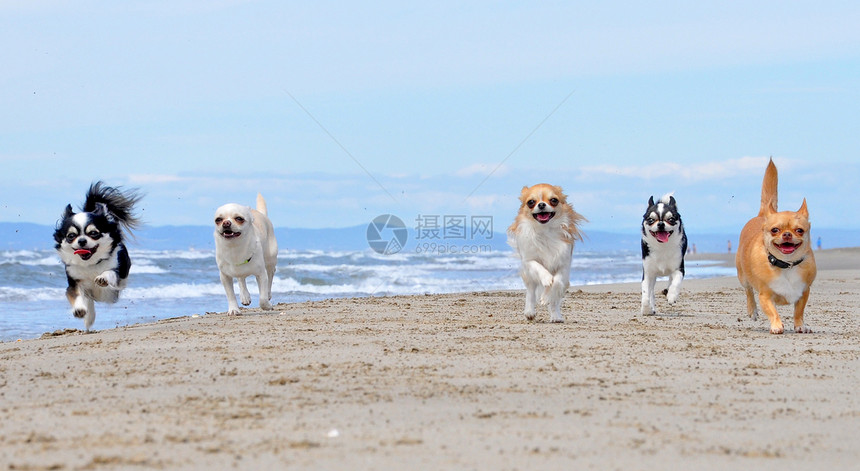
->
[260,300,273,311]
[240,296,251,306]
[524,310,536,321]
[540,286,559,306]
[226,307,241,315]
[539,271,554,288]
[550,316,564,323]
[94,271,118,288]
[795,324,813,334]
[667,293,678,305]
[641,302,655,316]
[770,322,785,334]
[749,308,760,321]
[73,308,87,319]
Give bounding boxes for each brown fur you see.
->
[736,159,817,334]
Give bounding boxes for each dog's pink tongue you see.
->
[778,243,797,254]
[74,249,91,255]
[537,213,552,223]
[655,231,671,243]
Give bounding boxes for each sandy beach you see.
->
[1,248,858,470]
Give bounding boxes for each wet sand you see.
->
[1,248,858,470]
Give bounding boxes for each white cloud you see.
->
[579,156,786,181]
[127,174,185,185]
[464,194,508,211]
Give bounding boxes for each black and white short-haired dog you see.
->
[640,193,687,315]
[54,182,142,332]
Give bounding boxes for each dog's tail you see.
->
[256,193,268,216]
[758,158,778,216]
[83,181,143,234]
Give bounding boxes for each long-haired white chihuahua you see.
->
[507,183,586,323]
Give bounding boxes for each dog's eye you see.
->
[235,216,245,223]
[796,228,804,235]
[66,233,76,242]
[215,218,223,224]
[549,198,559,207]
[87,231,100,239]
[646,218,655,225]
[666,217,675,225]
[771,227,780,234]
[526,200,536,209]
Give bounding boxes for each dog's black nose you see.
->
[223,220,231,228]
[77,238,88,247]
[537,202,546,210]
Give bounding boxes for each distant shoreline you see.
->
[686,246,859,270]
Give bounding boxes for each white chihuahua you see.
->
[213,194,278,314]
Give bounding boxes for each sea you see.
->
[0,247,736,342]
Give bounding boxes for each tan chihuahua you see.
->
[736,159,816,334]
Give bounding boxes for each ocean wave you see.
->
[130,263,168,274]
[270,274,519,296]
[123,282,225,300]
[0,250,61,267]
[131,250,214,261]
[0,286,65,302]
[1,248,654,305]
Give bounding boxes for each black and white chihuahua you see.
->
[54,182,142,331]
[641,193,687,315]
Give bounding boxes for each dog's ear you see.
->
[519,186,530,202]
[62,204,74,219]
[762,196,777,216]
[668,195,676,206]
[798,198,809,218]
[552,185,568,203]
[93,202,116,224]
[648,196,655,207]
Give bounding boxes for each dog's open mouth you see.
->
[650,230,673,243]
[533,212,555,224]
[73,246,97,261]
[221,230,241,239]
[775,241,800,255]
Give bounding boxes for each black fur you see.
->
[82,181,142,233]
[640,193,688,315]
[53,182,142,248]
[53,181,142,329]
[641,195,687,265]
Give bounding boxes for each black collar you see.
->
[768,253,804,269]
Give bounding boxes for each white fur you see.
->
[58,231,125,331]
[641,239,684,315]
[767,267,808,305]
[214,197,278,314]
[640,193,686,315]
[509,216,575,323]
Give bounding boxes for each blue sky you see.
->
[1,1,858,234]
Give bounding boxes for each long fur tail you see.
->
[83,181,143,233]
[256,193,268,216]
[759,158,778,216]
